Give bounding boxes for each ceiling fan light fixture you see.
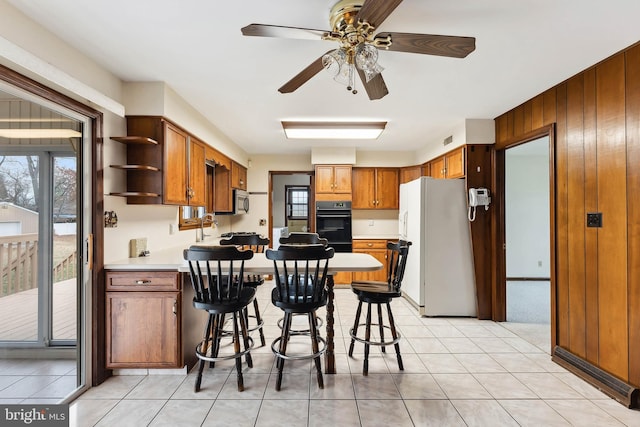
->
[282,121,386,140]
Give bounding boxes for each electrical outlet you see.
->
[587,212,602,228]
[169,223,175,235]
[368,220,374,226]
[538,260,542,267]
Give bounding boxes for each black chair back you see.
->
[183,245,253,306]
[279,232,328,246]
[266,245,334,309]
[220,233,270,253]
[387,240,412,291]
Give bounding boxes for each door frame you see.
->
[268,171,315,245]
[0,64,106,385]
[492,124,556,345]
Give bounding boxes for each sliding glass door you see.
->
[0,151,77,346]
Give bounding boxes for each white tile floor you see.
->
[64,285,640,426]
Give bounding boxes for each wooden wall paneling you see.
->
[583,67,599,364]
[543,88,557,125]
[555,83,570,350]
[547,124,558,349]
[496,114,508,145]
[531,94,544,129]
[566,75,587,358]
[523,101,533,133]
[491,148,506,321]
[626,45,640,388]
[595,53,628,380]
[466,145,494,319]
[513,104,525,136]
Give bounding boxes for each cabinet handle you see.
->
[367,243,373,247]
[173,299,177,316]
[135,279,151,285]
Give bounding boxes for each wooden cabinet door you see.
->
[231,161,247,190]
[106,291,180,368]
[163,122,189,205]
[315,165,336,193]
[189,137,207,207]
[376,168,399,209]
[446,147,465,178]
[333,165,352,194]
[353,240,388,282]
[430,156,446,179]
[213,165,232,213]
[352,168,376,209]
[400,166,422,184]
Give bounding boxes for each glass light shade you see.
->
[362,63,384,82]
[333,62,353,86]
[355,43,378,71]
[322,48,346,77]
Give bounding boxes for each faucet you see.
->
[197,213,217,242]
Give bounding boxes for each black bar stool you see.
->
[266,244,334,391]
[220,233,270,346]
[348,240,412,375]
[183,245,255,392]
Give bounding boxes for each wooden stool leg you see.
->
[232,312,245,392]
[377,303,385,353]
[195,314,214,392]
[309,311,323,389]
[253,299,266,347]
[349,301,363,357]
[238,307,253,368]
[386,302,403,371]
[364,303,372,376]
[276,312,292,391]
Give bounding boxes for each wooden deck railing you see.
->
[0,234,38,297]
[0,234,77,297]
[53,250,77,283]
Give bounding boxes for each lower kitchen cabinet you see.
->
[352,239,390,282]
[105,270,204,369]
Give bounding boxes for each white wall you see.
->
[505,136,550,277]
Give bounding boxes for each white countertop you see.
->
[105,245,383,273]
[352,235,400,240]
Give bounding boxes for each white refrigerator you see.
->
[399,177,477,316]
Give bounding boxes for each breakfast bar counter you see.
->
[105,246,383,373]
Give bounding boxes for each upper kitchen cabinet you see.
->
[231,161,247,190]
[429,146,465,179]
[399,165,423,184]
[163,123,206,206]
[315,165,352,200]
[115,116,207,206]
[352,167,399,209]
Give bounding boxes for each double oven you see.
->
[315,201,352,252]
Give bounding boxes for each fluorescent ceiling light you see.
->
[0,129,82,138]
[282,121,386,139]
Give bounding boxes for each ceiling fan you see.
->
[241,0,476,100]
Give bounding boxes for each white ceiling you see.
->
[7,0,640,155]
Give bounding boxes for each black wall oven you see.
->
[315,201,352,252]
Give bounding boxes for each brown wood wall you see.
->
[495,43,640,388]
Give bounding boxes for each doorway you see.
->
[497,129,554,353]
[0,72,98,401]
[269,172,314,245]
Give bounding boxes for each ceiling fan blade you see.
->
[241,24,327,40]
[375,32,476,58]
[356,69,389,100]
[356,0,403,28]
[278,51,334,94]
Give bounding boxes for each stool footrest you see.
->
[271,336,327,361]
[350,324,401,347]
[196,336,254,362]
